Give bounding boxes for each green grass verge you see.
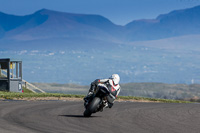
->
[0,91,192,103]
[22,87,33,93]
[0,91,85,100]
[117,96,192,103]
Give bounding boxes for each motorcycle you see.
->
[83,84,116,117]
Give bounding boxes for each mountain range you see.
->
[0,5,200,84]
[0,5,200,43]
[0,9,122,43]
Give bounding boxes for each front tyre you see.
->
[83,97,101,117]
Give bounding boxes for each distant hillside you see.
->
[120,83,200,100]
[32,83,89,95]
[33,82,200,101]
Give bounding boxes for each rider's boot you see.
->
[84,92,94,102]
[84,84,96,102]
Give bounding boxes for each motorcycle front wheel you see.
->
[83,97,101,117]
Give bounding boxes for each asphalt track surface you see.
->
[0,100,200,133]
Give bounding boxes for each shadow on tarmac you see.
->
[59,115,100,118]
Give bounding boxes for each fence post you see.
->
[25,82,27,89]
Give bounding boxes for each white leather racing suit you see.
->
[85,78,121,107]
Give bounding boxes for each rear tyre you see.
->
[83,97,101,117]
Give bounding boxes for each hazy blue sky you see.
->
[1,0,200,25]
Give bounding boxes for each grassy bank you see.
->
[0,90,192,103]
[0,91,85,100]
[117,96,191,103]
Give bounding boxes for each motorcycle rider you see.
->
[84,74,121,108]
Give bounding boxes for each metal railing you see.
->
[23,79,45,93]
[1,69,45,93]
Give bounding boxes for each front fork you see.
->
[97,97,108,111]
